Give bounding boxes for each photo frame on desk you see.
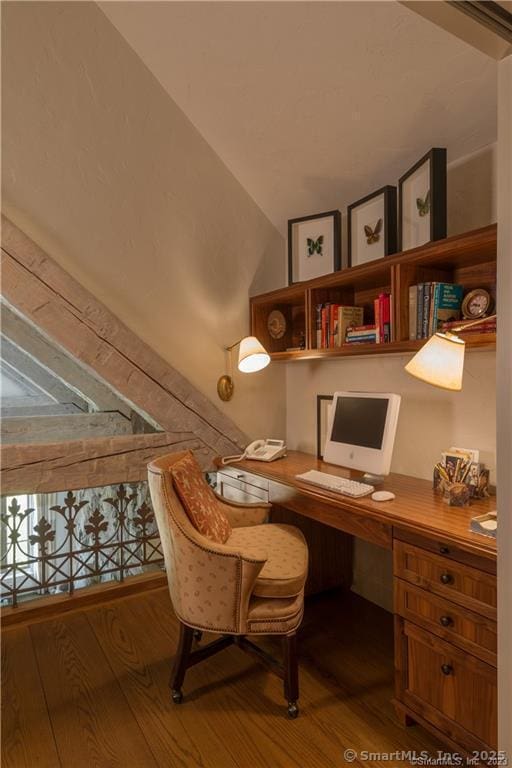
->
[316,394,334,460]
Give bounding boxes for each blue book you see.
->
[346,334,377,343]
[422,283,432,338]
[432,284,463,332]
[416,284,424,339]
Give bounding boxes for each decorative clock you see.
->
[461,289,493,320]
[267,310,286,340]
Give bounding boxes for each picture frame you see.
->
[347,185,397,267]
[316,394,334,460]
[288,210,342,285]
[398,148,447,252]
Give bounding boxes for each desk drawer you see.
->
[394,541,496,619]
[217,468,269,493]
[395,580,497,666]
[403,623,497,748]
[217,476,268,504]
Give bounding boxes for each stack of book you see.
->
[345,324,380,344]
[315,304,364,349]
[315,294,393,348]
[343,293,393,345]
[409,282,463,340]
[441,317,496,336]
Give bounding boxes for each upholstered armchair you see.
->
[147,450,308,717]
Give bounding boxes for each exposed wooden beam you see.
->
[1,404,82,417]
[1,411,132,445]
[1,302,131,416]
[1,337,88,411]
[1,432,203,493]
[1,217,248,464]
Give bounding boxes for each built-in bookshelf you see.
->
[250,224,497,362]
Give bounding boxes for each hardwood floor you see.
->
[2,587,444,768]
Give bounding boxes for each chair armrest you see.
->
[188,530,268,631]
[214,491,271,528]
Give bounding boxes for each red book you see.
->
[329,304,339,348]
[448,324,496,334]
[348,324,377,332]
[374,298,380,344]
[442,319,496,330]
[321,307,327,348]
[380,293,391,343]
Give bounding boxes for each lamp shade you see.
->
[237,336,270,373]
[405,333,465,391]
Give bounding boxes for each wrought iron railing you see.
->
[1,481,163,607]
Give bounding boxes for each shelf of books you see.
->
[250,224,496,362]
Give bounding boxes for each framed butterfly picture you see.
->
[347,186,397,267]
[288,210,342,285]
[398,148,447,252]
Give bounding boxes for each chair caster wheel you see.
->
[287,701,299,719]
[171,689,183,704]
[193,630,203,643]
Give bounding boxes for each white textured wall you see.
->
[1,1,286,441]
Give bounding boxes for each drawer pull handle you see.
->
[440,615,453,628]
[237,474,244,480]
[439,546,450,555]
[441,664,453,676]
[440,572,454,585]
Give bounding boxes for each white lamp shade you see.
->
[405,333,465,391]
[237,336,270,373]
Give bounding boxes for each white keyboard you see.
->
[295,470,374,498]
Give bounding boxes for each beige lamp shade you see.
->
[238,336,270,373]
[405,333,465,391]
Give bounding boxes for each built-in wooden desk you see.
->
[217,451,497,756]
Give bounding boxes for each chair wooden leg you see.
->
[170,621,194,703]
[283,632,299,718]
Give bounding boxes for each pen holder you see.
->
[445,482,471,507]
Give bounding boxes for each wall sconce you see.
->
[405,314,496,391]
[217,336,270,401]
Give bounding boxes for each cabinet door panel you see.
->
[404,623,497,748]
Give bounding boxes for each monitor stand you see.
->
[362,473,385,486]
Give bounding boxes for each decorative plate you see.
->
[461,289,493,319]
[267,310,286,340]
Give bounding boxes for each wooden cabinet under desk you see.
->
[393,532,497,753]
[216,452,497,755]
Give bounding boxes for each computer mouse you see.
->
[371,490,396,502]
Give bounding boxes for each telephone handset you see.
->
[221,439,287,465]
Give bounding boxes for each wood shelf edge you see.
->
[269,334,496,362]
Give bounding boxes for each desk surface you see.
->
[230,451,496,560]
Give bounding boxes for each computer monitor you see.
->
[323,391,401,480]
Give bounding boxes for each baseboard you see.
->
[1,571,167,630]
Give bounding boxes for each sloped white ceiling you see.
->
[100,1,497,234]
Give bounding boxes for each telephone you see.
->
[221,439,287,465]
